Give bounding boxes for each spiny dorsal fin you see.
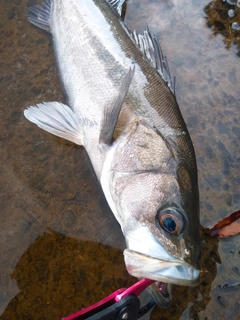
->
[106,0,126,15]
[131,27,175,94]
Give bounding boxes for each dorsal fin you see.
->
[107,1,175,94]
[131,27,175,94]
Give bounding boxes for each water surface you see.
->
[0,0,240,319]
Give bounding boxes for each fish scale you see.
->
[24,0,201,308]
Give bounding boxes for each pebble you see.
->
[232,22,240,30]
[228,9,235,17]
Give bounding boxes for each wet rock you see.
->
[219,279,240,289]
[218,140,231,158]
[205,145,216,159]
[63,210,76,228]
[187,114,198,128]
[222,158,230,175]
[8,9,16,20]
[9,110,21,124]
[205,202,214,211]
[232,126,240,138]
[223,183,229,190]
[233,192,240,203]
[226,194,232,205]
[218,120,229,135]
[225,301,240,318]
[205,174,222,190]
[228,68,238,83]
[232,266,240,276]
[217,295,226,307]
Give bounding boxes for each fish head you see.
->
[101,118,201,303]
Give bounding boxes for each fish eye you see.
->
[156,207,187,236]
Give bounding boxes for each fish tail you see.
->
[27,0,52,33]
[106,0,126,15]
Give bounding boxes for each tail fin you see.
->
[27,0,52,32]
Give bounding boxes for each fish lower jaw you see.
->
[124,249,200,287]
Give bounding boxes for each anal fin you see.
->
[24,101,83,145]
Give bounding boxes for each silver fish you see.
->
[24,0,201,307]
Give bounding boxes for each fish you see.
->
[24,0,201,307]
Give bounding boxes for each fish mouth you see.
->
[124,249,200,287]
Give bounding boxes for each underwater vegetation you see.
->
[205,0,240,54]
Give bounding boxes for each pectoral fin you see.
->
[24,101,82,145]
[99,66,135,146]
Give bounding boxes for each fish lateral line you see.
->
[26,0,127,33]
[27,0,175,95]
[24,0,201,302]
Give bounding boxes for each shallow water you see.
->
[0,0,240,319]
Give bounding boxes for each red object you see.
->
[62,278,155,320]
[205,209,240,238]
